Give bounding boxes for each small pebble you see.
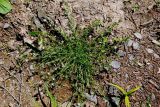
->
[144,59,150,65]
[110,61,121,69]
[153,53,160,59]
[111,97,120,106]
[137,62,144,67]
[0,59,4,65]
[151,93,156,101]
[157,68,160,74]
[134,32,143,39]
[3,23,10,29]
[24,37,34,44]
[146,48,154,54]
[152,39,160,46]
[29,64,34,70]
[8,40,15,50]
[84,93,97,104]
[33,17,44,29]
[117,50,126,57]
[128,54,134,60]
[133,41,140,50]
[108,86,119,96]
[127,39,134,47]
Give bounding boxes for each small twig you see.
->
[0,85,20,104]
[18,73,23,107]
[38,86,47,107]
[1,65,21,83]
[126,8,138,30]
[1,65,23,107]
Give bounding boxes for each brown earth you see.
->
[0,0,160,107]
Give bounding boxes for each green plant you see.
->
[28,1,128,98]
[146,95,151,107]
[45,84,58,107]
[0,0,12,14]
[33,84,58,107]
[132,4,139,12]
[108,83,141,107]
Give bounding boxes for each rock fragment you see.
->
[153,53,160,59]
[152,39,160,46]
[0,59,4,65]
[134,32,143,39]
[117,50,126,57]
[127,39,134,47]
[128,54,134,61]
[110,61,121,69]
[3,23,10,29]
[133,41,140,50]
[84,93,97,104]
[146,48,154,54]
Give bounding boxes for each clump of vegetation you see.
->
[0,0,12,14]
[108,83,141,107]
[29,1,128,96]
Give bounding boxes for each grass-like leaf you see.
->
[127,86,141,96]
[108,83,126,95]
[125,96,130,107]
[0,0,12,14]
[108,83,140,107]
[45,84,58,107]
[28,1,128,97]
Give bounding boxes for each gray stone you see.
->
[84,93,97,104]
[157,68,160,74]
[128,54,134,61]
[152,39,160,46]
[3,23,10,29]
[127,39,134,47]
[117,50,126,57]
[146,48,154,54]
[8,40,15,50]
[110,61,121,69]
[29,64,34,70]
[134,32,143,39]
[133,42,140,50]
[108,86,119,96]
[33,17,44,29]
[24,37,34,44]
[151,93,156,101]
[111,97,120,106]
[0,59,4,65]
[153,53,160,59]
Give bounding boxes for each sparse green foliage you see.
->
[36,21,128,93]
[63,1,76,33]
[132,4,139,12]
[45,84,58,107]
[0,0,12,14]
[108,83,141,107]
[146,95,151,107]
[29,1,128,97]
